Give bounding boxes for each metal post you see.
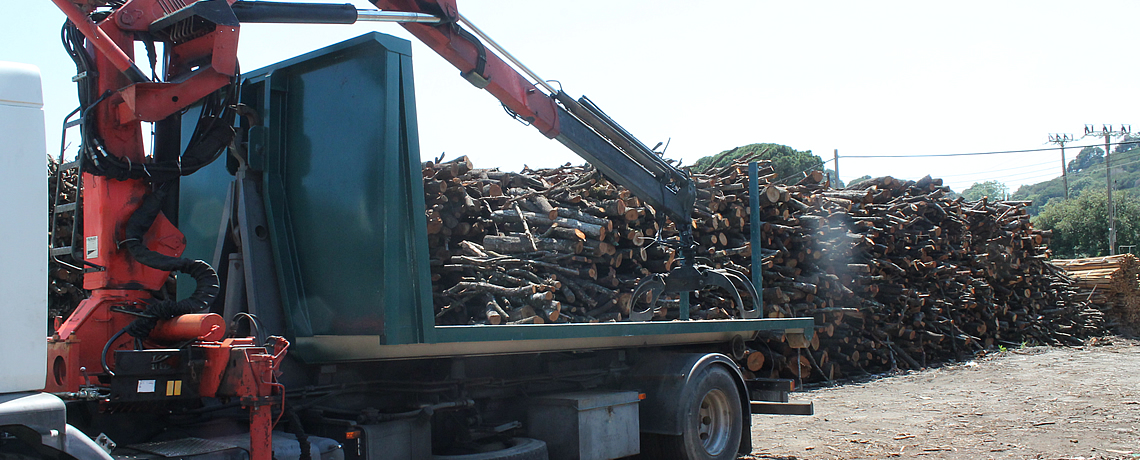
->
[1049,134,1071,200]
[1087,124,1126,256]
[749,162,763,315]
[833,149,839,188]
[1106,129,1115,255]
[1061,142,1069,200]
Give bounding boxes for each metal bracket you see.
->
[750,401,814,416]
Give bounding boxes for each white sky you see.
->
[8,1,1139,194]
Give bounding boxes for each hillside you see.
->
[1013,141,1140,215]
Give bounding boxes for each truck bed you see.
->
[178,33,812,364]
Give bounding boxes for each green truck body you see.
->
[179,32,812,364]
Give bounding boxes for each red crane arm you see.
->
[370,0,561,138]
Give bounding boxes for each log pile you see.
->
[422,155,1108,383]
[1051,254,1140,334]
[45,152,1106,381]
[48,157,85,323]
[423,155,694,324]
[729,174,1106,382]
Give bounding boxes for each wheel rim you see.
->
[697,388,733,456]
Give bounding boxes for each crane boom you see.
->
[371,0,696,225]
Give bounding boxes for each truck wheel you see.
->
[641,366,743,460]
[432,437,547,460]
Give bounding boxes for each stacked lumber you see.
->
[1051,254,1140,333]
[47,157,85,323]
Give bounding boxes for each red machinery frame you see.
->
[47,1,283,459]
[48,0,239,393]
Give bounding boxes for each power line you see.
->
[959,149,1140,187]
[788,139,1139,190]
[980,164,1065,180]
[944,164,1076,187]
[935,159,1058,178]
[842,140,1136,158]
[970,148,1140,203]
[922,146,1140,190]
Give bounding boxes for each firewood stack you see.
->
[1051,254,1140,334]
[736,174,1105,382]
[422,154,1107,382]
[423,155,697,324]
[48,157,85,323]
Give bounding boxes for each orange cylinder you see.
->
[150,313,226,342]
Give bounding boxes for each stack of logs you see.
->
[48,157,85,323]
[424,155,692,324]
[715,173,1105,381]
[42,153,1110,382]
[423,154,1107,383]
[1051,254,1140,334]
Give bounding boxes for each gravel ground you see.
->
[747,337,1140,460]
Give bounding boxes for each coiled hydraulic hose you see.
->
[121,185,220,339]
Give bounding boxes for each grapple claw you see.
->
[628,275,665,321]
[716,269,762,319]
[627,265,763,321]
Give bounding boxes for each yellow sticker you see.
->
[165,380,183,396]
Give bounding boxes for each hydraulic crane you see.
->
[35,0,781,458]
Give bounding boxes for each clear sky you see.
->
[8,1,1139,194]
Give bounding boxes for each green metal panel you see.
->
[182,33,433,352]
[245,33,431,345]
[182,33,816,363]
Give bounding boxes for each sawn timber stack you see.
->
[1051,254,1140,334]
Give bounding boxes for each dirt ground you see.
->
[748,337,1140,460]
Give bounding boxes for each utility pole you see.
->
[834,149,839,187]
[1048,134,1073,199]
[1084,124,1131,255]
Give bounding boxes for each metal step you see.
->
[60,160,80,171]
[751,400,814,416]
[745,378,795,392]
[54,202,77,214]
[50,246,76,258]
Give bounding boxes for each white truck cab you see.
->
[0,61,110,460]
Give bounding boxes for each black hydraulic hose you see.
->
[284,407,312,460]
[101,326,130,376]
[121,186,220,339]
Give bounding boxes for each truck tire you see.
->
[432,438,547,460]
[641,366,743,460]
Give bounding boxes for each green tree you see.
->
[690,143,823,183]
[1010,176,1066,216]
[1067,146,1104,174]
[961,180,1009,201]
[1115,134,1140,154]
[847,175,872,188]
[1034,189,1140,258]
